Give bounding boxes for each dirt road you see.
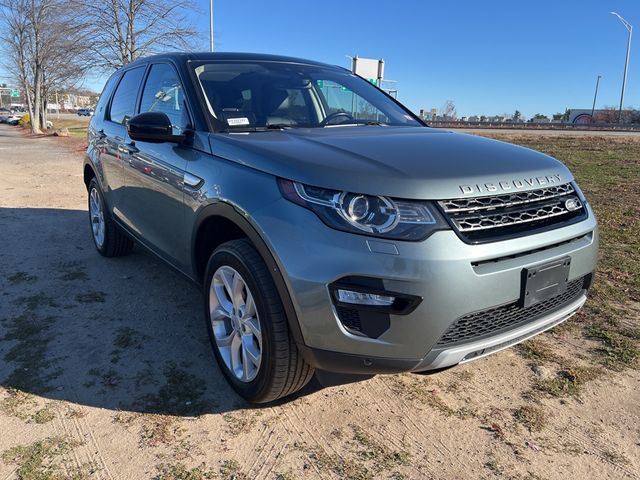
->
[0,125,638,479]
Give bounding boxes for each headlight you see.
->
[278,179,447,241]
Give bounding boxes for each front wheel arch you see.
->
[191,203,305,346]
[83,163,96,190]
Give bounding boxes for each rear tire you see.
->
[87,177,133,257]
[204,239,314,403]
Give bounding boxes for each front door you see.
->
[100,66,146,215]
[120,63,194,271]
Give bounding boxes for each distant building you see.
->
[419,108,438,121]
[566,108,633,124]
[530,117,550,124]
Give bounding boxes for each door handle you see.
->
[184,172,203,189]
[121,142,139,155]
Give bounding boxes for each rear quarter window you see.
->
[108,66,146,125]
[94,73,121,118]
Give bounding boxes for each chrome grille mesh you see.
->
[439,183,586,242]
[440,184,575,213]
[453,199,569,232]
[436,276,586,347]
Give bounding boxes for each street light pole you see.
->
[591,74,602,122]
[209,0,214,52]
[611,12,632,123]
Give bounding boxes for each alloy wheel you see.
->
[209,266,262,382]
[89,187,105,248]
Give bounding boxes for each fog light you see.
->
[336,289,395,306]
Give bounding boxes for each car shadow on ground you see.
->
[0,207,322,417]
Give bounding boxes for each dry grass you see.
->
[1,437,91,480]
[513,405,547,433]
[47,117,89,138]
[486,134,640,378]
[533,366,602,398]
[155,462,216,480]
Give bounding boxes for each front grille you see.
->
[439,183,587,243]
[436,275,587,347]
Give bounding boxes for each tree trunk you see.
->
[29,0,42,134]
[40,89,47,130]
[31,64,42,134]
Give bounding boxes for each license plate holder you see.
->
[521,257,571,307]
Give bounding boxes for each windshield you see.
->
[192,61,422,130]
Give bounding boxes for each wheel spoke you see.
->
[242,294,256,320]
[212,282,233,314]
[210,304,231,321]
[230,333,242,374]
[241,344,250,381]
[243,317,261,346]
[242,334,261,367]
[231,273,245,310]
[220,269,235,304]
[216,329,235,348]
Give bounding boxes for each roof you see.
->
[126,52,340,69]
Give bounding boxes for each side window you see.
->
[139,63,191,135]
[108,66,145,125]
[95,73,120,118]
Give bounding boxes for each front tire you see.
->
[87,178,133,257]
[204,239,313,403]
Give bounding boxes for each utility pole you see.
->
[209,0,214,52]
[611,12,632,123]
[591,75,602,123]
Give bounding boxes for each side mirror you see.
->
[127,112,185,144]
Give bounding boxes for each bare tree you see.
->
[594,106,622,124]
[1,0,199,133]
[1,0,94,133]
[81,0,200,70]
[1,0,35,128]
[441,100,457,120]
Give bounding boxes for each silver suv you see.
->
[84,53,598,403]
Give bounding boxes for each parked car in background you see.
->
[6,113,23,125]
[83,52,598,403]
[0,108,11,123]
[77,108,94,116]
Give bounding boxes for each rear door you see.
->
[100,66,146,217]
[119,62,194,271]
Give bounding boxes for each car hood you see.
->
[208,127,574,200]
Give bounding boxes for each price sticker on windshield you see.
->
[227,117,250,126]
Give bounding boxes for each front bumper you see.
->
[251,198,598,374]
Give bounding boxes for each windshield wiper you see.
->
[265,124,294,130]
[321,120,389,128]
[359,121,388,126]
[225,124,295,133]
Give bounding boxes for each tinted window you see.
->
[108,66,145,125]
[319,80,385,121]
[193,62,421,129]
[139,63,191,135]
[95,73,120,117]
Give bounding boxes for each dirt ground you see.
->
[0,125,638,480]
